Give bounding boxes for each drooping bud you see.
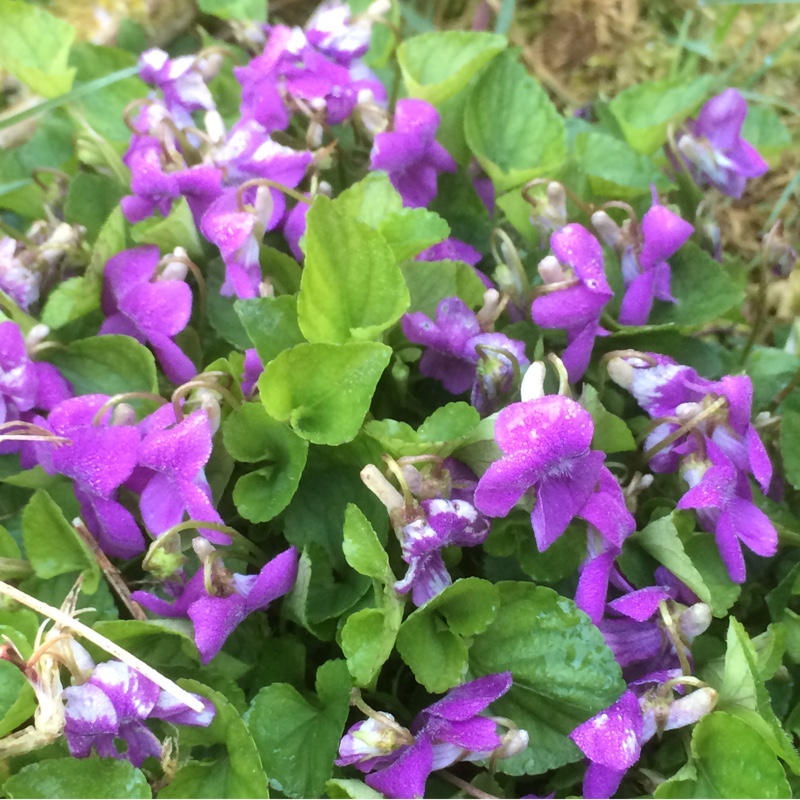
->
[678,602,712,639]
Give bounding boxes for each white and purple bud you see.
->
[336,715,412,766]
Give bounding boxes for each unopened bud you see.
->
[361,464,404,514]
[192,536,216,562]
[198,390,221,435]
[494,726,529,759]
[111,403,137,427]
[538,255,565,285]
[591,210,623,250]
[607,357,634,390]
[665,687,717,731]
[25,323,50,351]
[678,602,712,639]
[520,361,547,403]
[159,248,189,282]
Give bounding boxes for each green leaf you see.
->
[609,75,715,155]
[635,512,712,605]
[235,296,306,365]
[0,659,35,739]
[4,758,151,799]
[259,342,392,445]
[284,441,386,573]
[162,680,269,799]
[198,0,267,21]
[130,197,203,262]
[87,206,126,282]
[582,385,636,452]
[246,660,351,798]
[340,598,403,687]
[64,172,125,241]
[648,242,746,327]
[469,581,626,775]
[574,130,670,198]
[365,402,481,458]
[655,713,791,799]
[704,616,800,773]
[0,0,76,98]
[342,504,390,580]
[223,403,309,523]
[69,44,146,143]
[40,277,101,330]
[43,335,158,396]
[465,50,566,193]
[298,197,409,344]
[284,545,371,639]
[397,31,507,105]
[401,259,487,317]
[397,578,499,692]
[332,173,403,228]
[378,207,450,262]
[743,105,792,161]
[781,411,800,490]
[22,489,100,593]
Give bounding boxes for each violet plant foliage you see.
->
[0,2,798,799]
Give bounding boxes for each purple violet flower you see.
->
[136,408,229,544]
[675,88,768,199]
[608,353,772,491]
[304,0,377,66]
[370,99,457,208]
[532,224,613,382]
[570,680,717,799]
[592,191,693,326]
[139,48,219,129]
[678,442,777,583]
[35,395,144,559]
[0,321,70,428]
[474,395,605,551]
[100,246,196,384]
[63,660,214,765]
[336,672,524,799]
[0,238,40,310]
[132,546,299,663]
[402,296,529,414]
[395,498,490,606]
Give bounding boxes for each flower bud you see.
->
[678,602,712,639]
[591,210,624,250]
[537,255,565,285]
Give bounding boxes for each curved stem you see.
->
[142,521,244,573]
[642,397,727,462]
[91,392,167,425]
[171,379,240,423]
[236,178,312,211]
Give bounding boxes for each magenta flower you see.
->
[402,297,529,414]
[133,546,299,663]
[63,660,213,765]
[678,442,777,583]
[35,395,144,558]
[474,395,605,551]
[395,498,490,606]
[0,238,40,310]
[336,672,523,799]
[136,408,229,544]
[370,99,457,208]
[304,0,374,66]
[139,48,218,129]
[570,679,717,799]
[592,191,693,326]
[676,88,768,199]
[100,246,195,384]
[532,224,613,382]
